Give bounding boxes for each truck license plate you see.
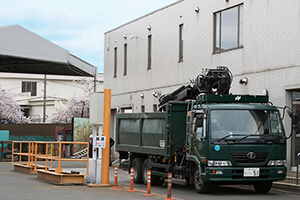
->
[244,168,260,177]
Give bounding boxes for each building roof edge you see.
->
[104,0,184,34]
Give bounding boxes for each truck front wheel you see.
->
[253,181,273,193]
[194,168,211,193]
[132,158,143,183]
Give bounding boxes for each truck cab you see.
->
[186,94,287,193]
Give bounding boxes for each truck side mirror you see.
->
[196,115,203,127]
[286,109,299,126]
[292,113,299,126]
[292,113,300,133]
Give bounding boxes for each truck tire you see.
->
[253,181,272,193]
[142,159,150,185]
[194,168,211,193]
[142,159,166,185]
[132,158,143,183]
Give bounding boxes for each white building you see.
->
[104,0,300,168]
[0,73,103,123]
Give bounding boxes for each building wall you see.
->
[104,0,300,167]
[104,0,300,109]
[0,73,103,122]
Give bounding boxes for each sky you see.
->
[0,0,178,73]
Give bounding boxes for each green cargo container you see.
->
[116,102,188,156]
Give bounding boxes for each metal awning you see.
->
[0,25,96,77]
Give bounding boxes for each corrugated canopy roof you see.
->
[0,25,96,77]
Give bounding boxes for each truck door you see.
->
[192,112,206,157]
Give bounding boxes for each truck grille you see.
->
[231,152,269,165]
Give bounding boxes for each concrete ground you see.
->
[1,161,172,200]
[1,161,300,200]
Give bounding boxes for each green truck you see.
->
[116,67,295,193]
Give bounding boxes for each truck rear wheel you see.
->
[142,159,150,185]
[194,168,211,193]
[132,158,143,183]
[142,159,166,185]
[253,181,273,193]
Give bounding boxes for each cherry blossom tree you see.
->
[0,88,30,123]
[48,79,94,123]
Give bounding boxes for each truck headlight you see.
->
[207,160,232,167]
[267,160,286,166]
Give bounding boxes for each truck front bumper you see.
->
[203,166,287,183]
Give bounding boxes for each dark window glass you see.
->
[141,105,145,113]
[179,24,184,62]
[114,47,117,78]
[147,35,152,70]
[124,44,127,76]
[31,82,37,96]
[153,104,158,112]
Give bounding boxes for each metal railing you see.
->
[12,141,89,176]
[12,141,35,166]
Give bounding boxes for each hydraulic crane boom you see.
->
[158,66,232,107]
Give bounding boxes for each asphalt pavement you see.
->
[1,161,300,200]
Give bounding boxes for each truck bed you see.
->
[116,102,189,157]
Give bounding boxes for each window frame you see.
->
[124,43,127,76]
[21,81,37,96]
[179,24,184,62]
[147,35,152,70]
[213,4,243,53]
[114,47,117,78]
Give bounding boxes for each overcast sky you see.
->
[0,0,178,73]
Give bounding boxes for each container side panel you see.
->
[141,118,165,147]
[119,119,140,146]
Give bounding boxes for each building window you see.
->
[114,47,117,78]
[179,24,184,62]
[21,106,30,117]
[147,35,152,70]
[214,4,243,53]
[153,104,158,112]
[22,81,37,96]
[124,44,127,76]
[141,105,145,113]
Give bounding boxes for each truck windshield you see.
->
[210,109,284,142]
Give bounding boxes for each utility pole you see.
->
[94,67,97,92]
[43,74,47,123]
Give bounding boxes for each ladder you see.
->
[72,148,87,159]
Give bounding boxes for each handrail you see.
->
[12,141,90,176]
[34,141,89,176]
[12,141,35,166]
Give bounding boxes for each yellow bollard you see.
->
[101,89,111,186]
